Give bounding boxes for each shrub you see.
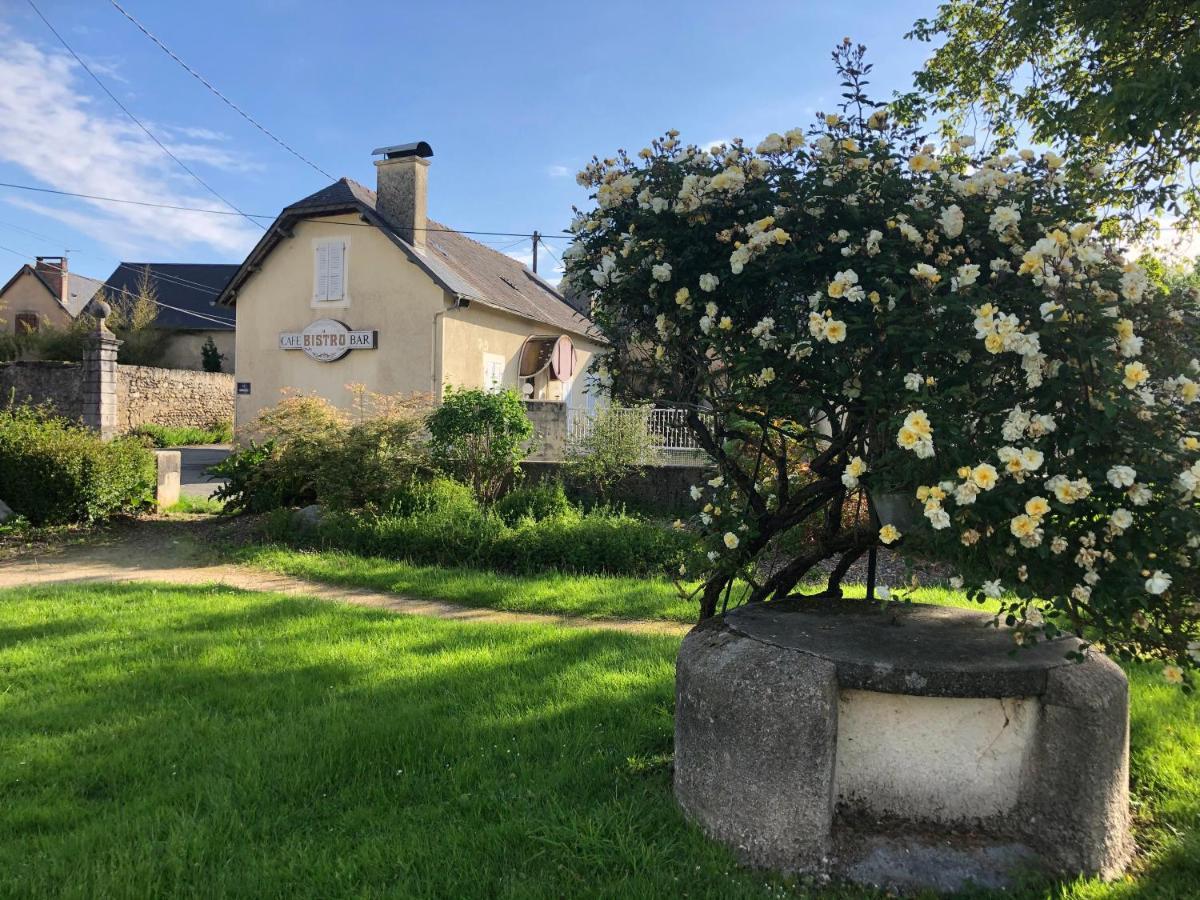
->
[565,42,1200,681]
[201,336,225,373]
[131,420,233,448]
[427,387,533,502]
[495,481,573,524]
[386,476,478,518]
[213,393,429,514]
[0,405,154,525]
[275,501,686,578]
[564,406,660,495]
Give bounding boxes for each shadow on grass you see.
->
[0,582,1195,899]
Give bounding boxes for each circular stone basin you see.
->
[673,598,1132,894]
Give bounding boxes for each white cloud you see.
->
[547,164,572,178]
[0,39,261,258]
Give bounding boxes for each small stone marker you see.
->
[0,499,13,524]
[154,450,181,509]
[674,597,1132,893]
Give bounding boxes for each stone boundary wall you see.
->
[0,360,83,420]
[0,360,234,433]
[116,365,234,431]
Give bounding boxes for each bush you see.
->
[495,481,573,524]
[0,405,154,524]
[427,387,533,502]
[213,393,430,514]
[564,406,659,495]
[274,500,687,578]
[131,420,233,448]
[385,476,478,518]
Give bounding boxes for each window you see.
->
[483,353,506,392]
[313,238,348,305]
[14,312,39,334]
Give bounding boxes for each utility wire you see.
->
[25,0,265,232]
[0,181,568,236]
[107,0,335,181]
[0,219,74,248]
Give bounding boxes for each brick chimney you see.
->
[372,142,432,252]
[35,255,67,301]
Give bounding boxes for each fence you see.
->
[566,406,710,461]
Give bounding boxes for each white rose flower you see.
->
[904,372,923,391]
[651,262,672,282]
[1145,570,1172,595]
[982,579,1003,599]
[723,532,740,550]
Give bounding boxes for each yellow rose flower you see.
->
[971,464,999,491]
[1025,496,1051,519]
[879,524,902,544]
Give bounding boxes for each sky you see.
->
[0,0,940,285]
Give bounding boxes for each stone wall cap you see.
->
[722,597,1089,698]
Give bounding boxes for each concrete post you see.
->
[82,318,121,441]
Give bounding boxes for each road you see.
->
[178,444,231,498]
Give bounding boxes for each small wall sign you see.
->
[236,382,252,395]
[279,318,377,363]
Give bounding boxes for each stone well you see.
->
[674,598,1132,894]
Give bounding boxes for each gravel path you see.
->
[0,519,687,637]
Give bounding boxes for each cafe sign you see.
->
[279,318,377,363]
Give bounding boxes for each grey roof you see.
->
[62,272,105,317]
[220,177,600,342]
[103,263,237,331]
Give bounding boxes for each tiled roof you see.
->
[265,177,599,341]
[62,272,106,317]
[103,263,237,330]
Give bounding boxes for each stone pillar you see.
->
[154,450,182,508]
[82,318,121,441]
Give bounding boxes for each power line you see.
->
[25,0,264,232]
[107,0,334,181]
[0,219,73,248]
[0,180,569,237]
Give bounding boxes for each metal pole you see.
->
[532,230,539,273]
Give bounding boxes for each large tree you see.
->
[901,0,1200,232]
[566,43,1200,683]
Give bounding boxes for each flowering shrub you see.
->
[565,42,1200,683]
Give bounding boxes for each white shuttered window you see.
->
[313,238,348,303]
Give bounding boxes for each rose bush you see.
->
[564,42,1200,684]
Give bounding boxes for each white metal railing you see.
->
[566,406,709,454]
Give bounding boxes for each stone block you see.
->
[154,450,181,508]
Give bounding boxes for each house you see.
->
[0,256,104,334]
[102,263,238,371]
[216,141,605,431]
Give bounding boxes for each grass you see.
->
[233,545,1002,623]
[162,494,226,516]
[130,420,232,448]
[0,582,1197,898]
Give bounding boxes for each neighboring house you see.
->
[0,256,103,334]
[216,141,606,431]
[102,263,238,371]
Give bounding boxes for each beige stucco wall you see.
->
[234,213,448,428]
[232,212,604,433]
[441,302,603,407]
[157,330,236,372]
[834,689,1039,823]
[0,270,72,333]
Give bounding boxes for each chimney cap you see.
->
[372,141,433,160]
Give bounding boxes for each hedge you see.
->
[0,407,155,525]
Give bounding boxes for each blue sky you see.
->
[0,0,939,283]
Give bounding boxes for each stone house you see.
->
[0,256,103,334]
[102,262,238,371]
[215,141,606,433]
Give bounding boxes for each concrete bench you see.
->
[674,598,1131,893]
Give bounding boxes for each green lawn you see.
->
[2,584,1197,898]
[234,545,999,624]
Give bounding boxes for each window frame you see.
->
[14,311,39,334]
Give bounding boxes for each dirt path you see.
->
[0,519,688,637]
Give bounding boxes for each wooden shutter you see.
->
[313,242,329,302]
[326,241,345,301]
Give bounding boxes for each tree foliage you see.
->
[566,42,1200,683]
[426,387,533,503]
[900,0,1200,231]
[564,405,659,494]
